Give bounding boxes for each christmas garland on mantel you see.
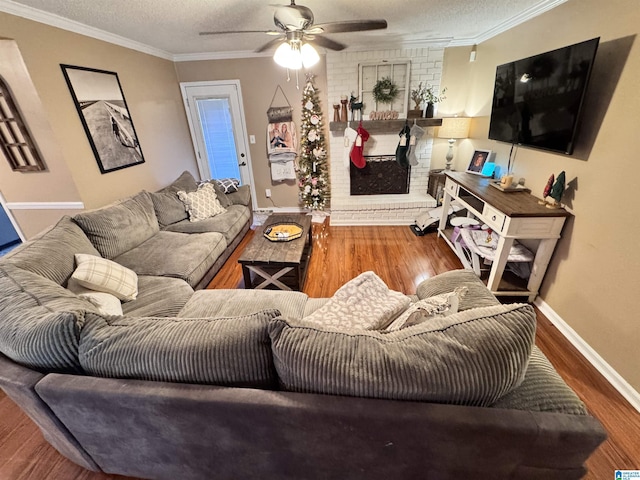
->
[372,77,399,104]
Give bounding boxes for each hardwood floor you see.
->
[0,221,638,479]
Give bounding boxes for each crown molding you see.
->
[474,0,568,44]
[0,0,568,61]
[0,0,173,60]
[173,50,272,62]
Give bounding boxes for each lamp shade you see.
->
[438,117,471,139]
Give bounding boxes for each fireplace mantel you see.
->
[329,118,442,134]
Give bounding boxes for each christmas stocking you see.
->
[343,126,358,168]
[350,124,369,169]
[408,123,425,166]
[395,124,411,168]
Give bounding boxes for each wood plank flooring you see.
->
[0,221,638,479]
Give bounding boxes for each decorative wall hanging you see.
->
[0,75,46,172]
[60,65,145,174]
[298,74,329,210]
[267,85,297,182]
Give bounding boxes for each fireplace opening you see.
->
[350,155,410,195]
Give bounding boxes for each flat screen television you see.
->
[488,37,599,155]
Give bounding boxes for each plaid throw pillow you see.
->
[214,178,240,194]
[72,253,138,301]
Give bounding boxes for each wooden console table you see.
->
[437,171,571,301]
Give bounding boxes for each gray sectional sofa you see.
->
[0,173,606,479]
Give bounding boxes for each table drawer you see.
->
[483,204,506,232]
[445,178,458,197]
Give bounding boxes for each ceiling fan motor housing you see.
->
[274,4,314,31]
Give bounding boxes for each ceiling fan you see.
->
[200,0,387,68]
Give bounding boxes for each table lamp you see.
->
[438,117,471,170]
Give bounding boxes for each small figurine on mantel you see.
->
[541,171,566,209]
[349,94,363,122]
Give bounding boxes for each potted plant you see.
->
[409,82,427,118]
[423,84,447,118]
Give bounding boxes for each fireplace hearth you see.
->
[350,155,410,195]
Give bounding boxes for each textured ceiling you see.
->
[0,0,566,59]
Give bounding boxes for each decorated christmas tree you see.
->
[298,75,329,210]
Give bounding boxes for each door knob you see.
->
[239,161,247,167]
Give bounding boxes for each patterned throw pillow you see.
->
[71,253,138,302]
[386,286,468,331]
[214,178,240,194]
[177,183,226,222]
[302,271,410,330]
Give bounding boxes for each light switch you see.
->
[249,135,256,144]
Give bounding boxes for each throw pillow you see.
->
[177,183,226,222]
[269,303,536,406]
[215,178,240,193]
[72,253,138,302]
[67,278,123,316]
[205,180,232,208]
[385,286,467,331]
[301,271,410,330]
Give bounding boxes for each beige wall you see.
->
[175,56,328,210]
[441,0,640,391]
[0,12,197,236]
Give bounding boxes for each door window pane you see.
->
[196,98,240,180]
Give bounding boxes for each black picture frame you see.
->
[466,149,492,175]
[60,64,144,174]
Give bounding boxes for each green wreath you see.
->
[372,77,399,104]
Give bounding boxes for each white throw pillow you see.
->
[177,183,226,222]
[67,278,124,316]
[302,271,410,330]
[71,253,138,302]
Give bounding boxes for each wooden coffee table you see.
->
[238,213,313,291]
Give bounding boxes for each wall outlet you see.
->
[265,189,271,198]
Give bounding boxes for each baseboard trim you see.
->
[6,201,85,210]
[535,297,640,413]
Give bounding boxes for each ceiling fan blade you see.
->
[199,30,281,36]
[311,19,387,34]
[307,35,346,51]
[255,37,285,53]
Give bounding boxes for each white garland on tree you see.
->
[298,75,329,210]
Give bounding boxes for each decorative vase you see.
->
[333,104,340,122]
[340,96,348,122]
[425,102,434,118]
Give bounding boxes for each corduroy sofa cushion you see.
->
[79,309,281,388]
[0,265,92,373]
[269,303,536,406]
[2,215,100,286]
[491,346,588,415]
[149,170,199,227]
[416,269,500,310]
[73,191,159,259]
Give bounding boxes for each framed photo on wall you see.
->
[60,64,145,174]
[466,149,492,175]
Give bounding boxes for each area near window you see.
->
[359,61,410,118]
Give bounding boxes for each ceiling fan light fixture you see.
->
[274,41,302,69]
[301,43,319,68]
[273,41,318,70]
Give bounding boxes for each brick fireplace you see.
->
[326,47,444,225]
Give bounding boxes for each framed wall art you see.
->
[60,64,144,174]
[466,149,493,175]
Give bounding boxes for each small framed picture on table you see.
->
[466,149,493,176]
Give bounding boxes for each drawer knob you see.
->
[492,215,497,221]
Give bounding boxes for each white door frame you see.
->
[180,80,257,211]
